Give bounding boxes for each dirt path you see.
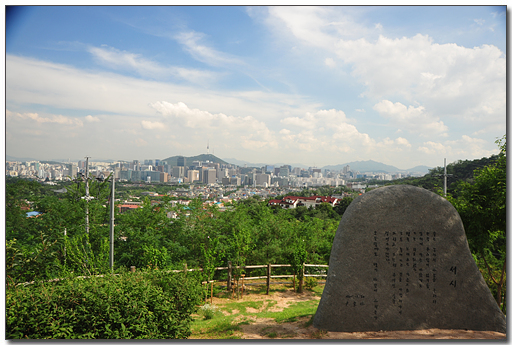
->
[207,286,506,340]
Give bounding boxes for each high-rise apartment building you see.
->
[160,172,169,183]
[279,167,289,177]
[177,156,186,167]
[67,163,78,179]
[255,173,271,186]
[187,170,199,183]
[172,166,185,178]
[203,169,216,184]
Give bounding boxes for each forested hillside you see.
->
[387,155,499,196]
[6,180,340,286]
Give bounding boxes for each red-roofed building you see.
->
[118,204,141,213]
[268,195,339,209]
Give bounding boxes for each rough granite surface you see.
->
[313,185,506,333]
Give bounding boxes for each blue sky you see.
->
[5,5,507,169]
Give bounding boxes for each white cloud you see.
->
[281,114,315,128]
[395,137,411,148]
[6,54,305,124]
[376,136,412,151]
[418,141,448,155]
[85,115,100,122]
[174,31,244,67]
[150,101,278,151]
[325,57,336,68]
[447,135,497,158]
[266,6,371,47]
[279,108,375,155]
[87,45,218,84]
[262,8,505,129]
[141,120,166,130]
[267,6,337,48]
[373,100,448,136]
[7,110,83,127]
[417,135,496,159]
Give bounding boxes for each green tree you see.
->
[287,236,307,293]
[448,136,506,311]
[334,197,353,216]
[115,197,171,269]
[200,236,224,300]
[219,204,254,294]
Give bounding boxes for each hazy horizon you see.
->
[6,152,435,173]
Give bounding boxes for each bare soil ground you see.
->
[208,285,506,340]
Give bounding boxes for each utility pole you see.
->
[109,174,115,271]
[435,158,453,197]
[84,156,92,234]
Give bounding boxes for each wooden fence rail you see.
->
[171,262,328,296]
[16,262,328,296]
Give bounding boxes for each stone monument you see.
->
[313,185,506,333]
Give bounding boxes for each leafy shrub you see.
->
[304,277,318,290]
[6,235,62,287]
[199,303,219,320]
[6,270,203,339]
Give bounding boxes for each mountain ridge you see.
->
[7,154,432,174]
[162,154,229,166]
[322,160,431,174]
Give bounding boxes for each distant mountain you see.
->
[322,160,400,173]
[222,158,256,167]
[162,154,229,166]
[405,165,432,174]
[222,158,309,169]
[7,153,432,174]
[322,160,432,174]
[7,155,38,162]
[6,155,118,163]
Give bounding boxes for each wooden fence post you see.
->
[183,262,188,276]
[241,274,245,298]
[299,263,304,293]
[266,263,271,295]
[227,261,232,292]
[130,266,136,273]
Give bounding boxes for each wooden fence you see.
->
[16,262,329,299]
[164,262,329,298]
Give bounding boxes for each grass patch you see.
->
[190,282,325,339]
[219,300,264,314]
[259,299,320,323]
[266,331,278,338]
[191,315,243,339]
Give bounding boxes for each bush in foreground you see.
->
[6,270,203,339]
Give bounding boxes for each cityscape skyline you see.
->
[5,6,506,169]
[6,152,432,174]
[6,152,423,188]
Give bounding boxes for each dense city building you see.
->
[6,155,423,191]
